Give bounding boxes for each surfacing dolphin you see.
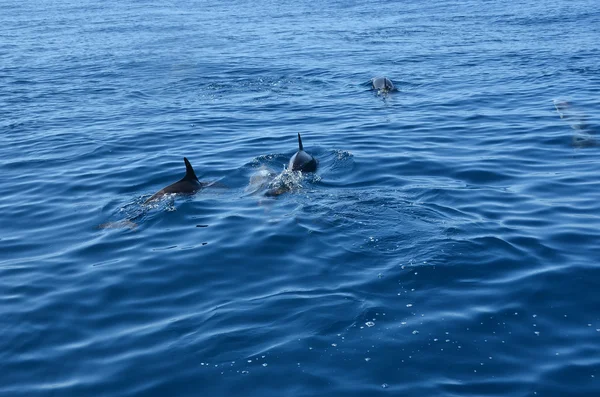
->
[371,76,395,93]
[288,133,317,173]
[145,157,204,203]
[553,99,598,148]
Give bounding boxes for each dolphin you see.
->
[371,76,395,93]
[145,157,203,203]
[245,166,277,195]
[553,99,598,148]
[288,133,317,173]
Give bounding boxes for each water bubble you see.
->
[406,304,413,308]
[262,363,268,367]
[412,330,419,335]
[381,383,389,389]
[366,321,375,327]
[365,358,371,362]
[241,370,249,375]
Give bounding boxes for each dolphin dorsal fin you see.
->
[298,133,304,151]
[183,157,199,181]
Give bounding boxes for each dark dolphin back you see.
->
[144,157,202,204]
[183,157,199,182]
[372,76,395,91]
[289,133,317,172]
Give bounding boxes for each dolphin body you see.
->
[553,99,598,148]
[243,134,316,199]
[371,76,395,93]
[288,133,317,173]
[145,157,203,203]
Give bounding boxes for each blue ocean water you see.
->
[1,0,599,395]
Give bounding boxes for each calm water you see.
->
[2,0,599,395]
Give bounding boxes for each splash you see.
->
[265,168,304,197]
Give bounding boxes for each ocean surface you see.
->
[1,0,599,395]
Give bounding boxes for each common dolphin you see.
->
[246,166,290,198]
[553,99,598,148]
[245,166,277,195]
[371,76,395,93]
[145,157,203,203]
[289,133,317,172]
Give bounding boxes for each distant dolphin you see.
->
[289,133,317,172]
[145,157,204,203]
[553,99,598,148]
[371,76,395,93]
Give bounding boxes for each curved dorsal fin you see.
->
[183,157,199,181]
[298,133,304,151]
